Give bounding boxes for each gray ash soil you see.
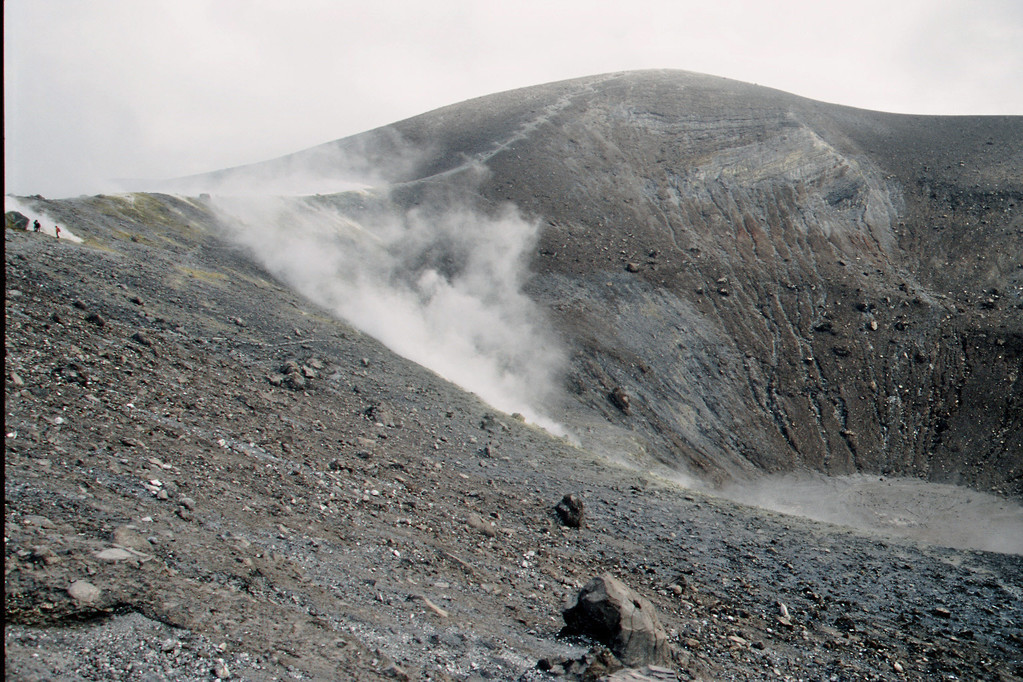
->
[5,202,1023,680]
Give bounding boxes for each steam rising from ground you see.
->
[5,196,83,242]
[719,474,1023,555]
[211,191,570,437]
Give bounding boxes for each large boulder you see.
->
[562,574,672,667]
[6,211,30,231]
[555,493,585,528]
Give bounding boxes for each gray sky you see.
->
[5,0,1022,199]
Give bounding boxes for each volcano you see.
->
[170,68,1023,493]
[5,70,1022,680]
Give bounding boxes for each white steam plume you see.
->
[5,195,83,242]
[719,473,1023,555]
[210,192,570,437]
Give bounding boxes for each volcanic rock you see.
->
[563,574,672,667]
[67,580,101,604]
[555,493,585,528]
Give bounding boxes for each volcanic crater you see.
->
[5,70,1022,681]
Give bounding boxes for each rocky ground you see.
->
[5,200,1023,680]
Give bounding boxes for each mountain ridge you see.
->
[136,70,1023,494]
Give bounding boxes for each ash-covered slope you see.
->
[184,70,1022,495]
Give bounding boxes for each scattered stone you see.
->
[85,312,106,327]
[539,646,624,680]
[467,512,497,538]
[67,580,101,604]
[112,525,153,552]
[604,664,678,681]
[94,547,135,562]
[31,545,61,565]
[131,331,153,346]
[626,262,640,272]
[367,402,398,427]
[58,362,89,386]
[22,515,57,529]
[214,659,231,679]
[414,595,449,618]
[382,663,411,680]
[480,413,508,433]
[932,606,952,619]
[562,574,672,667]
[555,493,585,528]
[10,371,25,387]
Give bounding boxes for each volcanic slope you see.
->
[6,192,1023,682]
[6,70,1023,681]
[175,69,1023,494]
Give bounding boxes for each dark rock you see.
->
[480,413,508,433]
[609,387,631,415]
[131,331,153,347]
[6,210,30,231]
[562,574,672,667]
[85,312,106,327]
[544,646,624,681]
[57,362,89,386]
[367,402,397,427]
[467,513,497,538]
[555,493,585,528]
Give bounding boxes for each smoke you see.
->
[124,128,426,198]
[719,474,1023,555]
[208,187,571,437]
[5,195,83,242]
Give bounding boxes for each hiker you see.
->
[33,219,41,232]
[55,225,61,239]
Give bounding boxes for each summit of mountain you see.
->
[205,69,1022,492]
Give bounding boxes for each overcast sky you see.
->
[5,0,1022,199]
